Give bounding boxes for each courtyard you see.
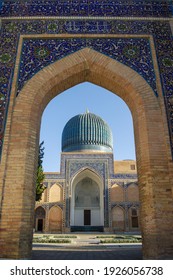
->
[32,233,142,260]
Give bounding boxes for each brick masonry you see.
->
[0,1,173,260]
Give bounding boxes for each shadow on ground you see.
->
[32,245,142,260]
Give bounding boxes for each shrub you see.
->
[53,235,77,239]
[100,238,141,243]
[33,238,71,243]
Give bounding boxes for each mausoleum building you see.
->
[35,111,139,233]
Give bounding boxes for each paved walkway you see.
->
[32,233,142,260]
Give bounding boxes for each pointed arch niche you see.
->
[49,183,63,203]
[70,168,104,227]
[0,48,172,259]
[110,184,124,202]
[48,206,62,233]
[35,206,46,232]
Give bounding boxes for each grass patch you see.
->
[100,238,141,243]
[96,235,142,243]
[33,238,71,243]
[33,234,77,243]
[34,234,77,239]
[96,235,116,239]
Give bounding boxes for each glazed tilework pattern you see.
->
[1,1,173,18]
[44,172,138,180]
[60,153,114,175]
[111,202,140,210]
[111,173,138,179]
[18,37,157,97]
[43,152,138,227]
[45,153,113,227]
[0,6,173,157]
[67,155,110,227]
[69,160,106,179]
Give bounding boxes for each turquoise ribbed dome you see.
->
[62,111,113,152]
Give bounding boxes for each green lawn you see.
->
[96,234,142,243]
[32,233,142,244]
[33,234,77,243]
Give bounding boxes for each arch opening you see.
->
[40,81,135,172]
[70,168,104,231]
[0,48,172,259]
[48,206,62,233]
[34,206,46,232]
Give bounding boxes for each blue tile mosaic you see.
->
[60,152,114,177]
[111,174,138,179]
[43,151,138,227]
[0,16,172,158]
[0,1,172,18]
[69,161,105,179]
[111,202,140,209]
[44,174,63,179]
[17,37,157,97]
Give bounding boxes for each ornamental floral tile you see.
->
[0,17,172,158]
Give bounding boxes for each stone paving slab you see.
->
[32,247,142,260]
[32,244,142,260]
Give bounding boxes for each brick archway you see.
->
[0,48,172,259]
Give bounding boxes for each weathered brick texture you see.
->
[0,48,173,259]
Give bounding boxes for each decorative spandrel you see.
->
[0,18,172,158]
[17,37,157,96]
[69,161,105,179]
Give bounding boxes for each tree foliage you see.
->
[36,141,45,201]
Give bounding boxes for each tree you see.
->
[36,141,45,201]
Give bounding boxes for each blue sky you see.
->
[40,82,136,172]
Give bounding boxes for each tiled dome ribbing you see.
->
[62,111,113,152]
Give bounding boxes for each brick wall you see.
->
[0,48,173,259]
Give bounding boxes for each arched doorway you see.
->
[0,48,172,259]
[35,206,45,232]
[71,168,104,231]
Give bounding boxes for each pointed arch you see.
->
[70,167,104,227]
[0,47,172,259]
[49,183,63,202]
[35,206,45,215]
[110,183,124,202]
[48,205,62,233]
[71,167,103,188]
[34,206,46,232]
